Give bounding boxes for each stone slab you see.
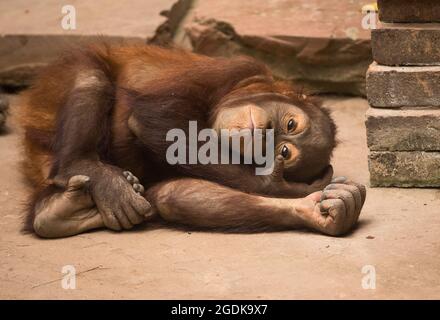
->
[0,0,177,88]
[0,35,144,88]
[366,107,440,151]
[366,62,440,107]
[372,23,440,66]
[159,0,372,96]
[378,0,440,23]
[369,151,440,187]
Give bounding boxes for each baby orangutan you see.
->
[19,44,366,238]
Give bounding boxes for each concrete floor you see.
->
[0,0,175,37]
[0,96,439,299]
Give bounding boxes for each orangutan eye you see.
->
[281,145,289,159]
[287,119,297,132]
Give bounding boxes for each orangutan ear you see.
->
[127,115,142,139]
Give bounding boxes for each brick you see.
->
[372,23,440,66]
[369,151,440,187]
[366,63,440,107]
[366,108,440,151]
[378,0,440,23]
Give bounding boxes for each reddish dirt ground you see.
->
[1,95,439,299]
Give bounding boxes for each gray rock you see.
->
[156,0,372,96]
[148,0,193,46]
[369,151,440,187]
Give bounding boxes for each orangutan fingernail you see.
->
[332,176,346,183]
[324,185,334,191]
